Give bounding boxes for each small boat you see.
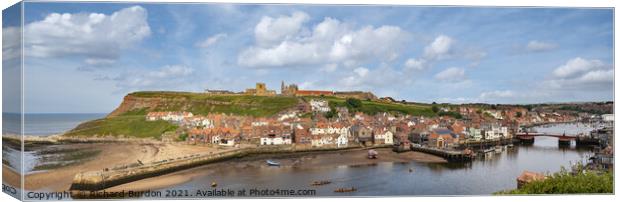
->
[211,181,217,187]
[482,148,494,153]
[494,146,502,153]
[334,187,357,193]
[408,168,414,172]
[367,149,378,159]
[311,180,332,186]
[266,160,281,166]
[507,144,514,148]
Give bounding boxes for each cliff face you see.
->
[108,95,161,117]
[107,94,188,117]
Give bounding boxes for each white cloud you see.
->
[196,33,227,48]
[104,65,195,91]
[403,35,460,71]
[320,63,338,72]
[354,67,369,77]
[479,90,516,100]
[254,11,309,47]
[334,65,403,93]
[471,57,613,104]
[423,35,453,60]
[238,12,408,68]
[85,58,116,66]
[2,26,21,63]
[526,40,557,52]
[23,6,150,63]
[577,69,614,83]
[434,67,465,82]
[404,58,427,71]
[552,57,606,78]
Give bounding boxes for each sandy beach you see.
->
[18,142,216,191]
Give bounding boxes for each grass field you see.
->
[64,115,178,139]
[125,91,299,117]
[306,96,436,117]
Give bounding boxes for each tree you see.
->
[346,98,362,109]
[324,110,337,119]
[431,106,440,113]
[516,111,522,118]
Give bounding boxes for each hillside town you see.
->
[145,82,606,152]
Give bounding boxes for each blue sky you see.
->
[2,2,614,113]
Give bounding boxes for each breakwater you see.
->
[69,145,390,193]
[410,145,473,162]
[457,138,517,149]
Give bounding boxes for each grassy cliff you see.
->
[65,116,178,139]
[111,91,299,117]
[65,91,434,139]
[65,91,299,139]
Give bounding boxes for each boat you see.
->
[494,145,503,153]
[334,187,357,193]
[367,149,378,159]
[311,180,332,186]
[266,160,281,166]
[481,148,494,153]
[507,143,514,148]
[211,181,217,187]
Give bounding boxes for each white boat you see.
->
[494,146,503,153]
[266,160,280,166]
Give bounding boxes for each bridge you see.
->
[514,132,576,144]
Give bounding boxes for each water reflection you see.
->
[165,123,595,196]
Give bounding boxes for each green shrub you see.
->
[497,169,613,194]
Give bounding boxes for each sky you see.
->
[1,2,614,113]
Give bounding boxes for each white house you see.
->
[311,135,335,147]
[602,114,614,122]
[219,138,236,147]
[483,125,509,140]
[184,116,214,128]
[260,134,292,146]
[310,99,330,113]
[467,127,482,140]
[211,135,221,144]
[278,111,298,121]
[336,134,348,148]
[251,121,269,127]
[374,129,394,145]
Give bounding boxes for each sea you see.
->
[2,113,106,174]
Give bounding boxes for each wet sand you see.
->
[2,165,21,188]
[21,142,215,192]
[18,143,445,193]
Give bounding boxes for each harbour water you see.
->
[164,123,597,196]
[1,116,601,196]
